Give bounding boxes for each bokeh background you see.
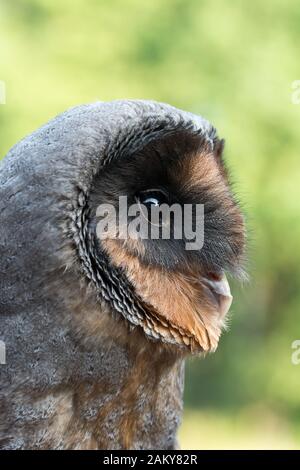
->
[1,0,300,449]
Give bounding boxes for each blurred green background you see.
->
[1,0,300,449]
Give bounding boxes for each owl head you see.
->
[70,101,245,354]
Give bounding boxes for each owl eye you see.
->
[136,189,169,207]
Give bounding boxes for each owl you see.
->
[0,100,245,449]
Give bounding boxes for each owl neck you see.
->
[69,342,185,449]
[4,317,185,450]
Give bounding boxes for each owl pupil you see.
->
[143,197,159,207]
[137,189,168,207]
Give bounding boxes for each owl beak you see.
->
[202,273,233,319]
